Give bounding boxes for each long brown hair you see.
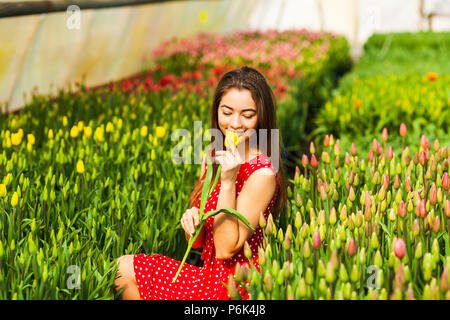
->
[189,66,287,219]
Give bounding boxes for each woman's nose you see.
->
[230,114,242,129]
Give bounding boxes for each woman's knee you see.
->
[115,255,136,284]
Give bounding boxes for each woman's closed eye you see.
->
[223,112,254,119]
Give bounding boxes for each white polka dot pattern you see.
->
[133,151,278,300]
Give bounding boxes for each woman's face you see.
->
[217,88,258,149]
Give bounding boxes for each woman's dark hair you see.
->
[189,66,287,219]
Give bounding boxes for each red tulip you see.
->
[347,238,356,257]
[313,231,321,250]
[399,123,407,137]
[394,238,406,259]
[442,172,449,190]
[418,199,427,218]
[311,155,318,169]
[324,135,330,147]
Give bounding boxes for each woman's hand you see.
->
[181,206,200,238]
[215,135,243,186]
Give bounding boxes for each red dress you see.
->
[133,151,278,300]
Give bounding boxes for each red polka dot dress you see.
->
[133,151,278,300]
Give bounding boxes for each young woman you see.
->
[114,66,287,300]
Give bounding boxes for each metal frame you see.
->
[0,0,218,18]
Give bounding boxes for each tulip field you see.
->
[0,29,448,300]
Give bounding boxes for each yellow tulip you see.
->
[76,159,85,174]
[77,121,84,131]
[27,133,35,145]
[62,116,68,127]
[106,122,114,133]
[156,126,166,138]
[11,132,22,146]
[140,125,148,138]
[70,126,79,138]
[94,126,104,142]
[48,129,54,139]
[224,131,243,148]
[84,126,92,137]
[11,191,19,207]
[0,184,6,198]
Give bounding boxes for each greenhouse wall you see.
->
[0,0,449,113]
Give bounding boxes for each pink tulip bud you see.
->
[400,123,407,137]
[429,182,437,205]
[398,200,406,218]
[432,216,440,233]
[405,175,412,193]
[433,139,440,151]
[382,128,388,142]
[347,238,356,257]
[351,143,357,156]
[419,151,427,167]
[372,138,378,152]
[368,149,374,162]
[313,231,321,250]
[394,238,406,259]
[382,173,389,190]
[442,172,449,190]
[387,146,393,160]
[302,154,309,168]
[394,174,400,189]
[324,135,330,147]
[420,135,430,150]
[418,199,427,218]
[311,154,318,169]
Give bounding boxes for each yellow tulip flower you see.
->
[48,129,54,139]
[224,131,243,148]
[106,122,114,133]
[11,191,19,207]
[76,159,85,174]
[70,126,79,138]
[84,126,92,137]
[140,125,148,138]
[156,126,166,138]
[27,133,35,145]
[11,132,22,146]
[0,184,6,198]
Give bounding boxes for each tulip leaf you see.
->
[208,165,221,199]
[203,208,255,231]
[375,218,392,239]
[199,152,213,214]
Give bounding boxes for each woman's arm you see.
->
[213,168,276,260]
